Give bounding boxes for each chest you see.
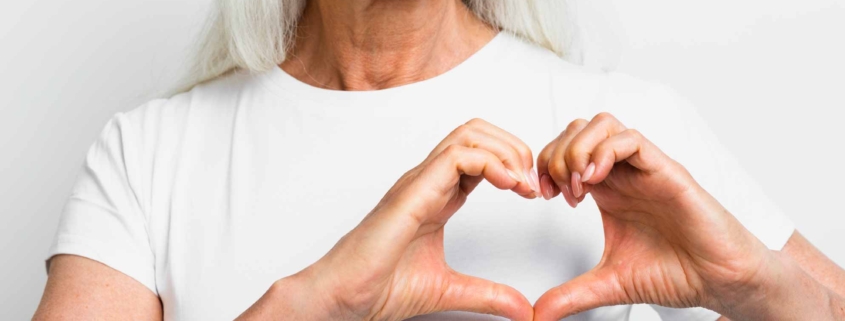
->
[146,98,618,320]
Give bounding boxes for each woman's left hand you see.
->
[532,112,777,320]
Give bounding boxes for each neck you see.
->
[280,0,497,91]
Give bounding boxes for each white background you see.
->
[1,0,843,319]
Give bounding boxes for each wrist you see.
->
[270,276,308,315]
[714,251,836,320]
[237,271,339,321]
[705,249,778,317]
[275,268,349,320]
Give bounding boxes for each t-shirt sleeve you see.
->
[594,73,795,320]
[46,111,157,294]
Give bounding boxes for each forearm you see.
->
[717,251,845,320]
[782,232,845,298]
[717,232,845,321]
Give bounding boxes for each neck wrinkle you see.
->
[281,0,497,91]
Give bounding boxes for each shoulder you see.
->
[114,69,271,141]
[120,69,263,125]
[583,72,704,158]
[495,32,688,131]
[103,69,272,169]
[599,72,702,140]
[598,72,686,122]
[495,33,613,116]
[501,33,676,104]
[497,32,607,85]
[603,72,680,109]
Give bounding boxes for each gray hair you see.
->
[181,0,604,92]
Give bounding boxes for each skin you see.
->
[34,0,845,320]
[33,254,163,320]
[280,0,497,90]
[533,113,845,320]
[238,118,540,320]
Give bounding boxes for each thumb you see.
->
[434,269,534,321]
[533,268,629,321]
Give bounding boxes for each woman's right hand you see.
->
[239,119,540,321]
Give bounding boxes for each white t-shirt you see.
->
[48,32,794,321]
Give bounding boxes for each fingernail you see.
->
[572,172,583,198]
[525,169,540,194]
[582,162,596,183]
[540,174,553,200]
[562,184,578,208]
[506,169,522,183]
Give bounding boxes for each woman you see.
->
[34,0,845,320]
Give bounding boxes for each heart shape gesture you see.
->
[533,112,775,320]
[244,119,539,320]
[243,115,796,321]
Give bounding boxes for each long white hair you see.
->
[181,0,619,92]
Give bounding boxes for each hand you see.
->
[251,119,540,321]
[533,112,775,320]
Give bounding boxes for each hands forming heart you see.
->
[532,113,773,320]
[249,115,780,320]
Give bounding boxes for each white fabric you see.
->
[48,32,793,321]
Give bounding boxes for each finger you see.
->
[463,118,540,194]
[435,145,520,191]
[341,145,524,276]
[581,128,670,185]
[537,131,566,200]
[536,126,565,180]
[564,113,627,197]
[405,145,523,219]
[459,175,485,196]
[435,270,534,321]
[538,173,560,201]
[428,121,536,198]
[536,131,563,200]
[540,119,588,205]
[533,268,629,321]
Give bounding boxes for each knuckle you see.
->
[566,118,588,132]
[486,282,503,309]
[537,144,554,163]
[451,125,480,147]
[441,145,461,157]
[593,112,616,123]
[547,159,567,180]
[565,142,588,162]
[516,145,533,161]
[465,118,487,127]
[626,128,644,140]
[441,144,463,159]
[452,124,472,138]
[592,140,611,155]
